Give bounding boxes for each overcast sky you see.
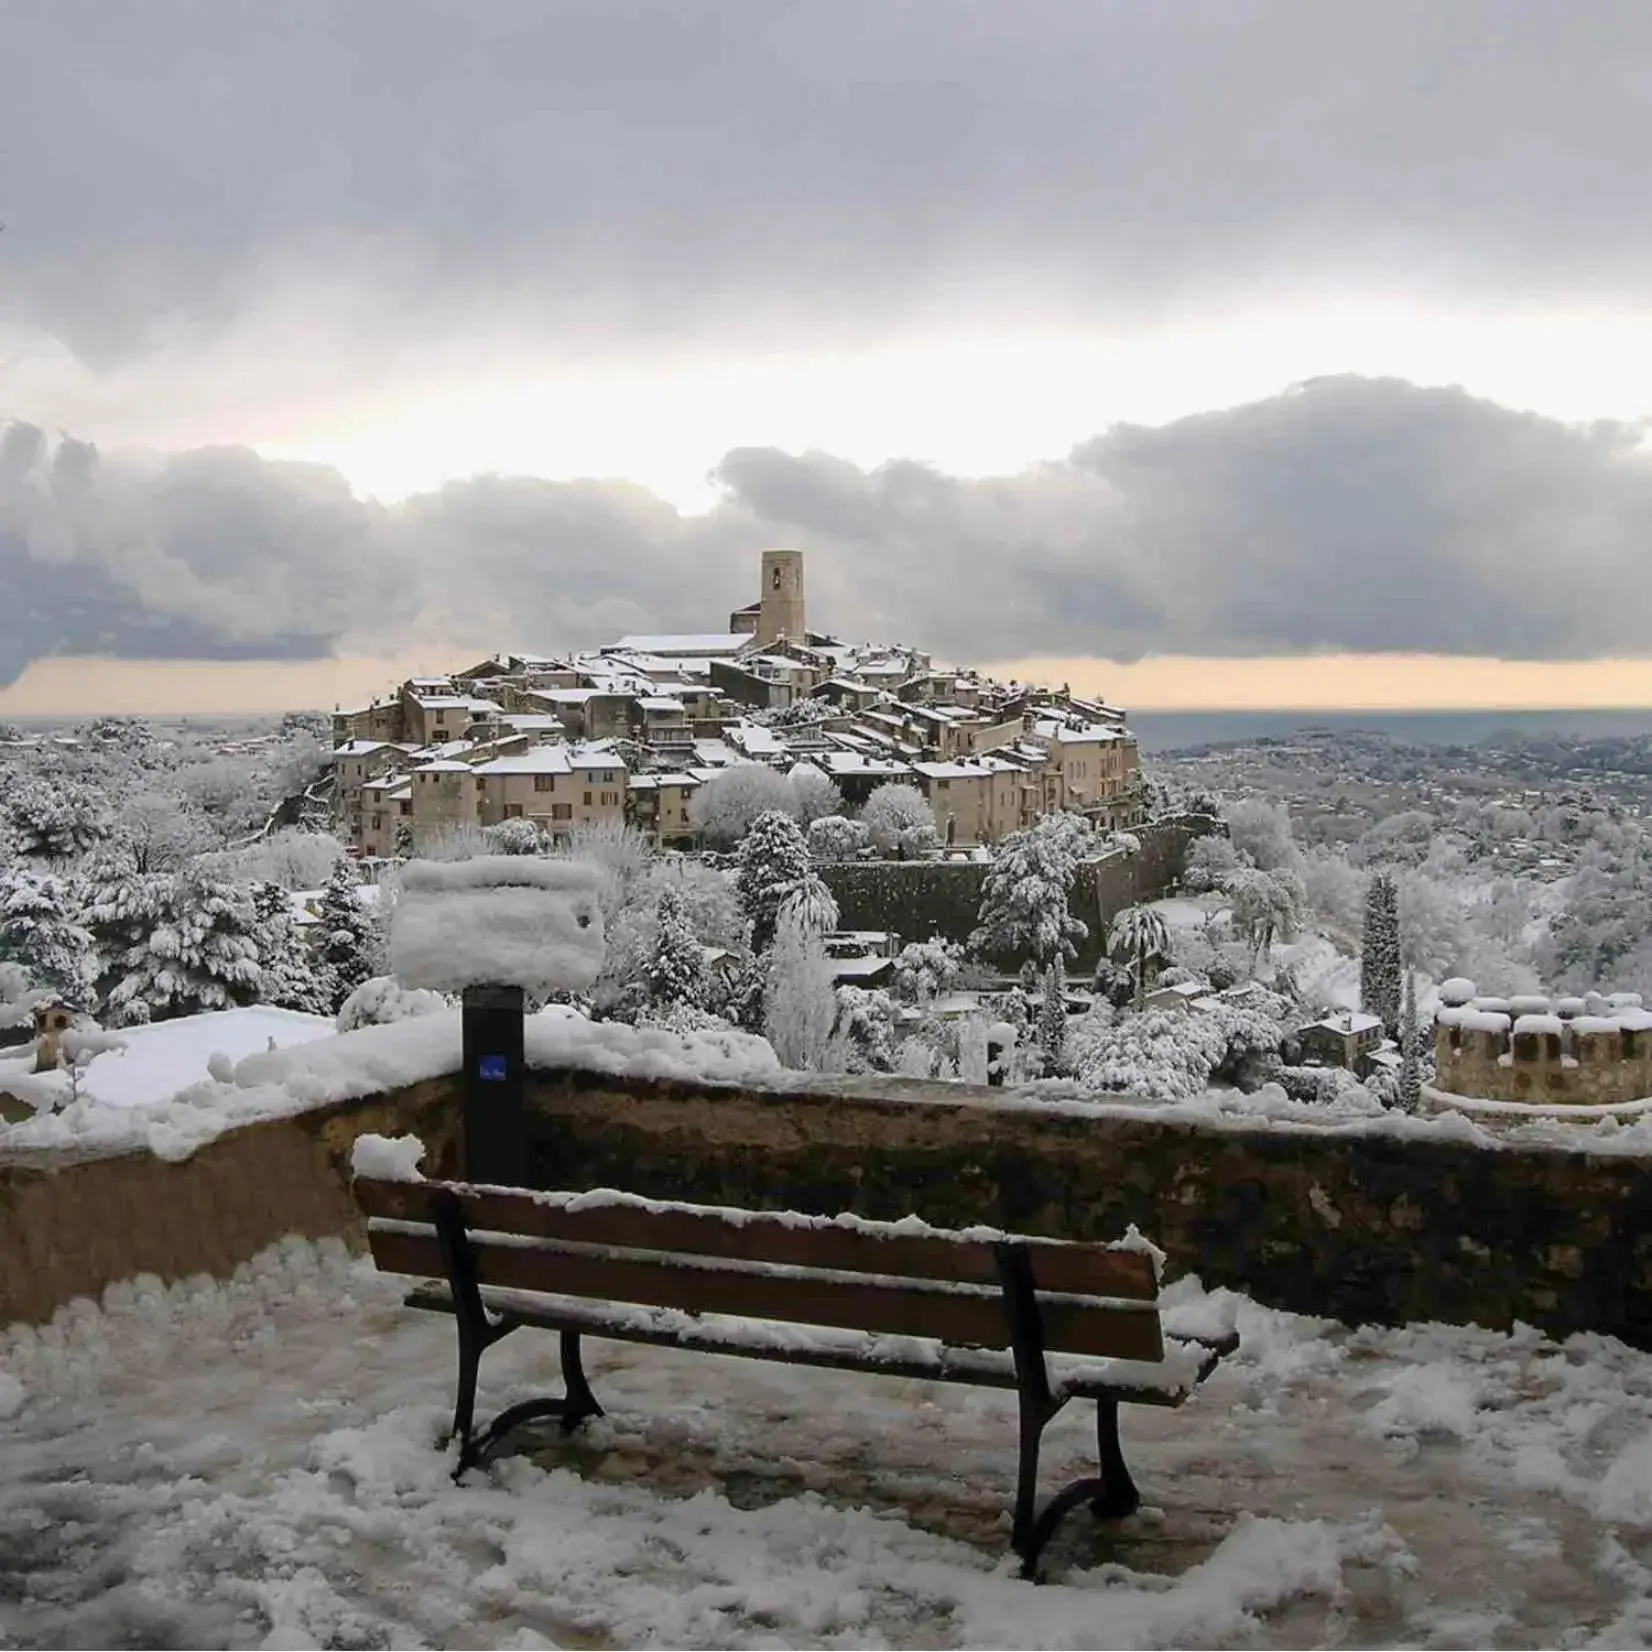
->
[4,0,1652,709]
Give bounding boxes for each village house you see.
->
[471,746,627,842]
[1298,1011,1386,1074]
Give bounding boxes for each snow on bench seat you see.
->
[401,1279,1220,1405]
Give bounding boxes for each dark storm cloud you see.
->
[4,0,1652,360]
[4,378,1652,680]
[0,419,407,682]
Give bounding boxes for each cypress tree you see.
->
[1360,871,1402,1035]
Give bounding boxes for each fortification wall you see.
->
[819,812,1220,968]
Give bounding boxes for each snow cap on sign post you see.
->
[389,856,606,998]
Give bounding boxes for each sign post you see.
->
[388,855,607,1186]
[461,982,527,1183]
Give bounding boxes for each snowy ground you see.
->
[7,1244,1652,1648]
[0,1006,336,1115]
[1146,895,1434,1017]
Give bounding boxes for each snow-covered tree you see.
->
[314,861,377,1011]
[891,937,964,1005]
[7,776,114,861]
[830,985,900,1072]
[336,974,451,1032]
[1181,833,1242,894]
[1066,1007,1223,1100]
[644,888,711,1011]
[970,811,1095,968]
[689,765,797,847]
[107,871,262,1024]
[1222,799,1299,872]
[0,870,94,1006]
[226,827,345,891]
[1109,904,1171,1007]
[777,872,840,937]
[1036,958,1069,1075]
[591,857,744,1018]
[113,789,218,873]
[788,763,844,826]
[77,848,164,997]
[559,819,653,926]
[1360,870,1403,1034]
[250,881,330,1015]
[484,818,547,855]
[861,783,939,858]
[1229,867,1302,959]
[807,814,869,862]
[421,822,489,862]
[736,809,813,954]
[1399,967,1422,1112]
[763,913,836,1070]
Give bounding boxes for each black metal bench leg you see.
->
[1011,1386,1045,1560]
[559,1331,604,1430]
[1091,1398,1141,1519]
[455,1330,605,1476]
[450,1314,484,1462]
[1013,1400,1145,1579]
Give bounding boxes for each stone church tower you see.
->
[756,548,806,646]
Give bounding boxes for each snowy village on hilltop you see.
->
[3,547,1652,1642]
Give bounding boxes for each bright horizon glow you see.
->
[990,655,1652,714]
[4,651,1652,720]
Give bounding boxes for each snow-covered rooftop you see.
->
[472,748,573,776]
[611,634,747,656]
[912,760,987,780]
[1306,1011,1384,1036]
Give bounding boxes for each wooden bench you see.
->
[353,1170,1238,1578]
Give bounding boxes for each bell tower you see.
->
[757,548,806,646]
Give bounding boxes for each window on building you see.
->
[584,791,593,806]
[534,774,555,792]
[551,803,573,820]
[504,804,523,819]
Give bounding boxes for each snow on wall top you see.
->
[1437,978,1477,1007]
[391,857,607,997]
[2,1006,780,1164]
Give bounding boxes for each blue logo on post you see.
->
[478,1054,509,1083]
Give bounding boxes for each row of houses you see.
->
[330,550,1147,856]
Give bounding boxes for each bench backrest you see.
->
[356,1176,1166,1364]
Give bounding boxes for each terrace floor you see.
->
[3,1240,1651,1649]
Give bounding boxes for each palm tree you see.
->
[1109,905,1171,1008]
[778,872,840,937]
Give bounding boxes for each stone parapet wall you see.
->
[0,1078,460,1329]
[7,1055,1652,1352]
[518,1069,1652,1348]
